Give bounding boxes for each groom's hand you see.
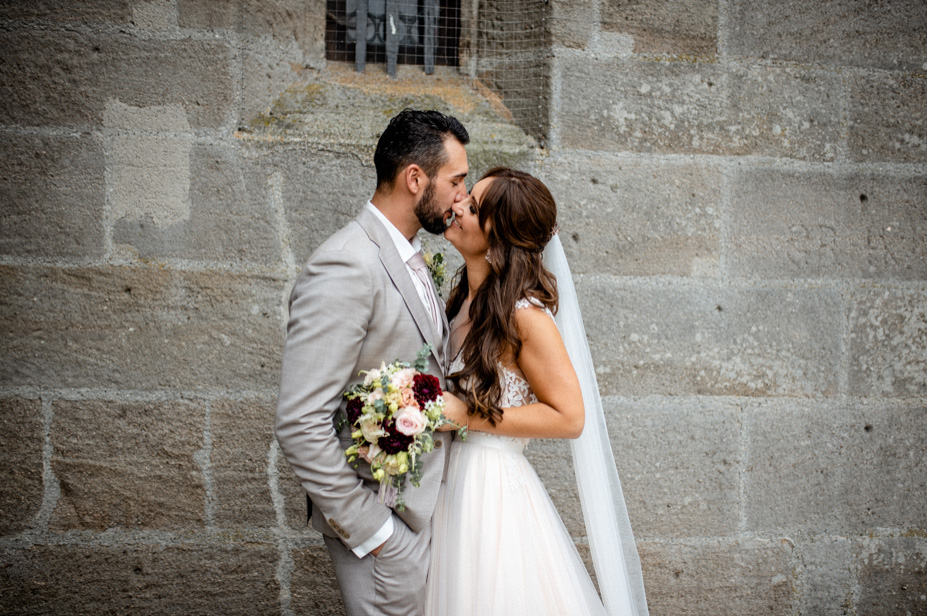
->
[371,541,386,557]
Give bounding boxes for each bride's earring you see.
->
[485,249,492,265]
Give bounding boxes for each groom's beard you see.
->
[415,181,446,235]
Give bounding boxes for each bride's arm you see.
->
[442,306,585,439]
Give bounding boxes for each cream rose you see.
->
[360,419,385,443]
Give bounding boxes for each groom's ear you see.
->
[404,164,426,196]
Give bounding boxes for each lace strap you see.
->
[514,297,554,320]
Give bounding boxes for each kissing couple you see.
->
[275,109,648,615]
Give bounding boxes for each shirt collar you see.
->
[366,201,422,263]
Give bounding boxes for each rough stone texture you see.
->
[605,397,742,538]
[536,154,721,276]
[0,31,233,129]
[290,545,348,615]
[211,398,276,528]
[579,278,842,397]
[111,141,280,265]
[638,538,793,615]
[849,71,927,164]
[49,399,206,531]
[276,447,315,530]
[848,288,927,396]
[0,543,279,615]
[793,537,855,616]
[0,398,44,536]
[0,133,105,259]
[0,0,132,24]
[557,57,842,160]
[728,167,927,281]
[0,266,284,391]
[857,536,927,614]
[727,0,927,72]
[549,0,597,49]
[601,0,718,58]
[745,399,927,535]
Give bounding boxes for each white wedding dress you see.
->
[425,299,608,616]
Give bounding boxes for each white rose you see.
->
[394,407,426,436]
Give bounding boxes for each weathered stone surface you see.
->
[110,141,280,265]
[549,0,597,49]
[857,536,927,614]
[0,543,279,614]
[211,398,276,527]
[579,278,842,396]
[728,0,927,72]
[849,289,927,396]
[0,0,132,24]
[728,167,927,281]
[605,397,742,538]
[290,545,347,615]
[0,133,104,259]
[0,266,284,391]
[276,447,314,530]
[526,438,584,538]
[601,0,718,57]
[50,399,206,530]
[849,71,927,164]
[537,155,721,276]
[638,538,793,615]
[0,398,43,535]
[745,399,927,534]
[0,31,233,128]
[793,536,855,616]
[557,57,842,160]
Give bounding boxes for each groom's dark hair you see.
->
[374,108,469,190]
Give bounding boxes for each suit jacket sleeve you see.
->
[275,246,391,550]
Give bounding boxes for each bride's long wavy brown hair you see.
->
[446,167,559,425]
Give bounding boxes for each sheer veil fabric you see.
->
[543,234,650,616]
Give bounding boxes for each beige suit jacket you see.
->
[275,206,451,550]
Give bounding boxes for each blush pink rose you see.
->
[400,388,418,408]
[394,407,426,436]
[391,368,416,389]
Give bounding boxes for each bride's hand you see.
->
[438,392,469,431]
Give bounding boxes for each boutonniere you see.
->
[423,251,446,296]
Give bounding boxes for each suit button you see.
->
[435,440,443,448]
[343,532,350,539]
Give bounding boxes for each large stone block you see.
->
[727,0,927,72]
[549,0,597,49]
[109,137,281,265]
[578,278,843,396]
[857,536,927,614]
[0,398,43,535]
[557,57,842,160]
[0,31,233,128]
[605,397,742,538]
[849,288,927,396]
[536,155,721,276]
[290,545,347,615]
[0,265,284,391]
[276,447,314,530]
[0,1,131,24]
[0,133,104,259]
[0,543,279,614]
[792,537,855,616]
[728,167,927,281]
[50,399,206,530]
[211,398,276,528]
[849,71,927,164]
[744,399,927,535]
[600,0,718,57]
[638,538,793,615]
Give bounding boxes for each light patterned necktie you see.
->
[407,251,442,333]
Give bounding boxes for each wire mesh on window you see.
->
[326,0,460,68]
[468,0,549,142]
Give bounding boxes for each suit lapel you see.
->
[356,209,445,368]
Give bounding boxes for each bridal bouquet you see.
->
[342,345,462,510]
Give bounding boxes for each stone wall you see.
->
[1,1,925,614]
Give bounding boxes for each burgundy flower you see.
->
[378,419,414,455]
[412,373,442,407]
[345,396,364,424]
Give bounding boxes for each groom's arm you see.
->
[275,246,392,552]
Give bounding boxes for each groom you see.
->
[275,109,469,615]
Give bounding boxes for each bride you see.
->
[428,167,649,615]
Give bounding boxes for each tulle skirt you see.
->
[425,433,608,616]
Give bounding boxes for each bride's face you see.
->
[444,177,491,259]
